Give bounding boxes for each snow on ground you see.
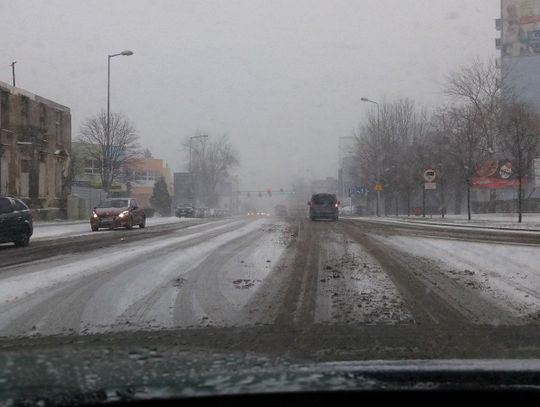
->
[350,213,540,231]
[0,218,288,335]
[0,220,250,324]
[31,216,200,240]
[218,222,291,309]
[375,234,540,322]
[315,230,413,325]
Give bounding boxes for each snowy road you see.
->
[31,216,195,241]
[1,216,540,360]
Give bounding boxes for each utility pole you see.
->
[105,50,133,193]
[10,61,16,87]
[189,134,208,206]
[361,97,381,216]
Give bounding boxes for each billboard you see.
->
[502,0,540,56]
[534,158,540,187]
[471,159,525,189]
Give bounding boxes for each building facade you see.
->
[0,81,71,218]
[126,158,173,208]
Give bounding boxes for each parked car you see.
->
[0,196,33,247]
[193,207,209,218]
[175,204,194,218]
[308,193,339,221]
[91,198,146,231]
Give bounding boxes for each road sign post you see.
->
[373,182,383,217]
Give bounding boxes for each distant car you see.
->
[308,193,339,221]
[0,196,33,247]
[193,207,208,218]
[91,198,146,231]
[175,204,194,218]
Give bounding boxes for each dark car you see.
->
[0,196,33,247]
[175,204,194,218]
[308,193,339,221]
[91,198,146,231]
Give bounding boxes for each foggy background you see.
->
[0,0,499,190]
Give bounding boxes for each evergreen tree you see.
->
[150,177,171,216]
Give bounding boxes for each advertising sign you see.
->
[502,0,540,56]
[534,158,540,187]
[471,159,525,189]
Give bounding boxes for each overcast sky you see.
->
[0,0,499,190]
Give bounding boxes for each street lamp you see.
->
[105,49,133,192]
[189,134,208,206]
[189,134,208,172]
[361,97,381,217]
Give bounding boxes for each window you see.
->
[1,91,10,127]
[21,96,29,117]
[312,194,337,204]
[39,103,47,128]
[0,197,13,214]
[97,199,128,208]
[20,160,30,173]
[55,110,63,141]
[84,159,100,175]
[14,199,28,211]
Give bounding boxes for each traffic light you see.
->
[267,188,272,197]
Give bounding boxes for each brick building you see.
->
[127,158,173,208]
[0,81,71,218]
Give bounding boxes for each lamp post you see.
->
[189,134,208,205]
[189,134,208,172]
[361,97,381,217]
[105,49,133,192]
[10,61,16,87]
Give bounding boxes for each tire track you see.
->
[0,219,251,337]
[172,227,268,327]
[341,220,520,326]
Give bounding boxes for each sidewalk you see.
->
[33,219,88,227]
[349,213,540,232]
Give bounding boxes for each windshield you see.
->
[2,0,540,402]
[96,199,129,208]
[312,194,337,204]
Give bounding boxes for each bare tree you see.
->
[445,58,504,211]
[445,57,503,151]
[433,106,486,220]
[78,111,140,192]
[353,98,428,215]
[501,101,540,222]
[187,135,239,207]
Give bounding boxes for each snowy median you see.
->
[348,213,540,233]
[31,216,202,241]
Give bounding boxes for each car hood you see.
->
[2,338,540,404]
[94,207,127,217]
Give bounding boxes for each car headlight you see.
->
[118,210,129,218]
[92,212,98,219]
